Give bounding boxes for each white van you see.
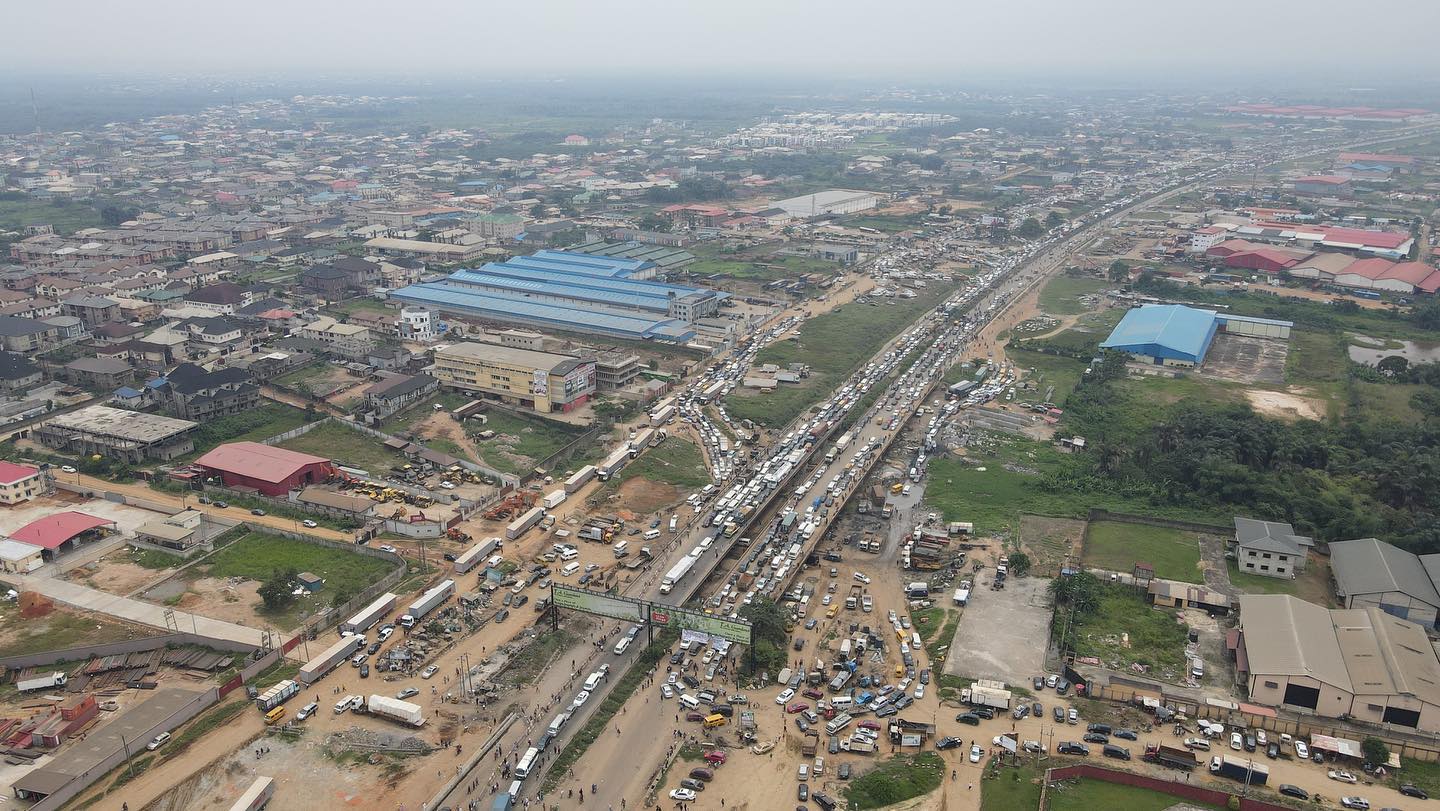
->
[559,547,579,561]
[613,540,629,558]
[1190,658,1204,679]
[679,694,700,710]
[547,712,570,737]
[643,529,661,541]
[560,562,580,577]
[830,696,854,709]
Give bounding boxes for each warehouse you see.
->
[193,441,336,496]
[35,405,198,463]
[773,189,880,218]
[1234,594,1440,732]
[1099,304,1221,367]
[433,342,595,414]
[1329,538,1440,628]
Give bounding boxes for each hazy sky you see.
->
[7,0,1440,80]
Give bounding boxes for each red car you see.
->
[785,702,810,714]
[703,751,728,766]
[686,712,706,722]
[859,720,881,730]
[802,689,824,701]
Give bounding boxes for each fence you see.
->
[0,631,264,670]
[262,416,330,446]
[1044,764,1292,811]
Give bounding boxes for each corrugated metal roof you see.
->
[1330,538,1440,608]
[389,283,694,341]
[1099,304,1219,362]
[1239,594,1352,692]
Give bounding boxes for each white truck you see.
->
[400,579,455,627]
[453,537,500,574]
[341,592,397,634]
[299,635,363,684]
[542,490,567,510]
[366,694,425,727]
[660,554,697,595]
[16,672,67,693]
[255,679,300,712]
[964,683,1012,710]
[563,465,596,494]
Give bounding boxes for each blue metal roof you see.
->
[388,283,695,341]
[1100,304,1219,363]
[524,250,651,278]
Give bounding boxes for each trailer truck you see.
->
[16,672,67,693]
[542,490,567,510]
[341,592,397,634]
[563,465,596,494]
[660,555,697,595]
[255,679,300,712]
[226,776,275,811]
[366,694,425,727]
[505,506,545,540]
[299,635,364,684]
[400,579,455,627]
[1143,744,1198,770]
[1209,755,1268,785]
[453,537,500,574]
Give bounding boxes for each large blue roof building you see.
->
[1099,304,1220,367]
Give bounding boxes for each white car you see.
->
[914,684,925,700]
[302,519,318,528]
[969,744,983,763]
[1340,798,1370,810]
[1295,740,1309,759]
[669,789,697,802]
[1328,770,1358,784]
[853,572,871,584]
[421,665,439,679]
[776,688,796,705]
[146,732,171,750]
[1230,732,1242,751]
[379,545,398,554]
[661,683,674,699]
[571,691,591,709]
[439,481,456,490]
[60,465,77,473]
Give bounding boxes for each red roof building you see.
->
[0,461,43,506]
[1206,239,1309,273]
[8,511,116,554]
[194,441,335,496]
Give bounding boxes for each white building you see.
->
[399,308,435,341]
[773,189,880,218]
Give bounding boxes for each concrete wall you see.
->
[0,631,262,670]
[1346,592,1440,628]
[1044,764,1292,811]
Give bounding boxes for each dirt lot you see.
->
[944,575,1052,685]
[604,477,682,515]
[1245,387,1327,421]
[1200,333,1289,385]
[67,549,166,596]
[1017,515,1085,577]
[145,575,264,627]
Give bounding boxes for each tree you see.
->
[1048,571,1102,615]
[1377,355,1410,377]
[1045,211,1065,229]
[1361,736,1389,766]
[1016,218,1044,239]
[258,568,299,611]
[1008,552,1032,577]
[1108,260,1131,283]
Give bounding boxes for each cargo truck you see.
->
[366,694,425,727]
[342,592,397,634]
[400,579,455,627]
[255,679,300,712]
[453,537,500,574]
[16,672,67,693]
[1209,755,1268,785]
[299,635,363,684]
[506,506,545,540]
[963,684,1012,710]
[660,555,696,595]
[563,465,596,494]
[227,776,275,811]
[542,490,567,510]
[1143,744,1198,770]
[801,732,819,757]
[596,448,631,481]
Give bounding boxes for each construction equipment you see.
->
[484,491,539,521]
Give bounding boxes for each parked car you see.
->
[421,665,439,679]
[250,509,266,516]
[1400,784,1430,799]
[302,520,318,528]
[1278,785,1309,800]
[955,713,980,726]
[1113,729,1137,741]
[1339,797,1370,810]
[669,789,697,802]
[1329,770,1358,784]
[397,688,419,699]
[146,732,171,750]
[936,736,963,750]
[1056,742,1089,756]
[1082,733,1109,744]
[969,744,983,763]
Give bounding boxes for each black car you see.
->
[795,718,809,733]
[680,779,705,792]
[973,707,995,720]
[955,713,980,726]
[1053,706,1065,723]
[442,553,458,562]
[367,641,382,655]
[1101,745,1130,761]
[838,763,851,780]
[812,792,837,811]
[1243,733,1256,752]
[1056,679,1071,695]
[936,736,964,750]
[1082,732,1109,744]
[797,784,809,802]
[359,663,370,678]
[1113,729,1137,741]
[1278,784,1309,800]
[670,652,685,665]
[875,704,898,718]
[1032,702,1043,717]
[1400,784,1430,800]
[1086,723,1111,735]
[682,674,701,688]
[1033,676,1045,691]
[1266,742,1280,759]
[1056,742,1090,756]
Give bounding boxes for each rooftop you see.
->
[42,405,197,443]
[194,441,331,484]
[1099,304,1219,360]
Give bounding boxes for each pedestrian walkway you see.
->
[12,573,268,647]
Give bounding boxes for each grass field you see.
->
[1067,585,1190,678]
[175,403,314,463]
[727,284,956,426]
[0,609,154,658]
[1352,381,1426,424]
[470,409,583,474]
[1287,329,1349,384]
[1048,776,1222,811]
[1082,521,1207,583]
[1038,276,1110,315]
[1226,558,1335,606]
[613,437,709,488]
[1008,348,1088,405]
[980,766,1044,811]
[201,531,395,628]
[278,421,399,474]
[844,751,945,809]
[0,198,104,235]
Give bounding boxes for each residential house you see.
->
[363,373,438,418]
[1234,516,1313,579]
[298,316,374,359]
[158,362,261,421]
[62,357,134,391]
[0,352,42,392]
[183,283,252,314]
[0,317,58,354]
[59,295,119,327]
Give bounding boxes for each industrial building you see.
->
[773,189,880,218]
[1100,305,1292,368]
[1233,594,1440,733]
[433,342,596,414]
[1234,516,1312,579]
[193,441,336,496]
[5,511,117,559]
[569,240,695,276]
[388,250,727,342]
[1329,538,1440,628]
[35,405,198,463]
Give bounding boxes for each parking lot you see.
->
[1200,333,1289,385]
[944,574,1052,685]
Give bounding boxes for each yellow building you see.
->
[433,342,595,414]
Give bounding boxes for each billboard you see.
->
[551,585,644,623]
[648,605,752,645]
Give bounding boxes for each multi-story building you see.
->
[299,316,375,360]
[159,363,261,421]
[0,316,59,353]
[433,342,595,413]
[0,461,46,505]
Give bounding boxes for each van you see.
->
[824,714,853,736]
[643,529,661,541]
[584,672,602,691]
[559,548,579,561]
[911,632,922,649]
[561,562,580,577]
[264,706,286,725]
[704,713,726,729]
[680,694,700,710]
[1190,658,1204,679]
[613,541,629,558]
[830,696,854,709]
[547,712,570,737]
[335,696,357,714]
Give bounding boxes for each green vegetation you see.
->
[1226,560,1300,595]
[1387,757,1440,797]
[1053,574,1190,678]
[0,197,104,236]
[502,627,579,687]
[980,765,1044,811]
[1048,776,1223,811]
[727,283,957,426]
[177,403,314,462]
[165,698,249,759]
[844,751,945,809]
[740,597,790,678]
[200,531,395,628]
[1082,522,1207,583]
[278,421,398,474]
[1038,274,1109,315]
[916,607,959,666]
[127,546,187,570]
[1007,348,1088,405]
[541,629,678,792]
[0,610,154,657]
[467,409,584,474]
[612,437,709,488]
[381,392,471,435]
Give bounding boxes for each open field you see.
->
[1048,775,1223,811]
[0,605,156,658]
[611,437,709,488]
[980,765,1044,811]
[727,283,957,426]
[1227,557,1335,606]
[843,751,944,809]
[1065,585,1190,680]
[1082,521,1207,583]
[0,198,104,235]
[1038,275,1109,315]
[278,421,399,474]
[468,409,584,474]
[380,392,471,436]
[1008,348,1088,406]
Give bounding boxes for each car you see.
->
[421,665,439,679]
[360,663,370,678]
[838,763,851,780]
[1278,784,1309,800]
[1032,702,1043,717]
[1053,706,1065,722]
[797,784,809,801]
[794,718,809,733]
[1400,784,1430,799]
[1033,676,1046,690]
[680,779,705,792]
[1045,674,1058,688]
[955,712,980,726]
[377,625,394,641]
[1295,740,1310,759]
[397,687,419,699]
[669,789,697,802]
[686,712,706,722]
[302,519,318,528]
[805,619,818,630]
[661,684,674,699]
[682,674,700,688]
[1183,738,1210,751]
[1329,770,1358,784]
[974,707,995,720]
[1340,798,1370,810]
[367,641,381,655]
[1082,732,1108,744]
[827,734,838,753]
[1243,733,1256,752]
[1102,745,1131,761]
[250,508,266,516]
[689,768,714,782]
[703,751,727,765]
[776,688,796,704]
[60,465,76,473]
[920,669,931,685]
[1067,708,1078,724]
[146,732,171,750]
[1057,742,1089,756]
[786,702,809,714]
[296,701,319,720]
[213,501,228,509]
[969,744,983,763]
[936,736,963,750]
[379,545,398,554]
[1265,741,1280,759]
[1056,679,1071,695]
[1113,729,1137,741]
[1230,732,1243,750]
[1012,704,1029,720]
[858,720,881,731]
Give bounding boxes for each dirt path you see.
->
[411,410,489,462]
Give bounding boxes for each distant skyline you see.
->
[6,0,1440,81]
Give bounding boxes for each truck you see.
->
[255,679,300,712]
[843,737,875,753]
[542,490,567,510]
[453,537,500,574]
[964,683,1012,710]
[226,776,275,811]
[366,694,425,727]
[596,447,631,481]
[342,592,397,634]
[1143,744,1198,770]
[845,585,861,610]
[16,672,68,693]
[801,731,820,757]
[629,429,654,456]
[1209,755,1268,785]
[400,579,456,627]
[299,635,363,684]
[563,465,596,494]
[660,555,697,595]
[506,506,545,540]
[952,587,970,606]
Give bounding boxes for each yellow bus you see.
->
[264,706,286,725]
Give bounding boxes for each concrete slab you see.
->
[943,574,1052,685]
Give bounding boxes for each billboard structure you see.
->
[550,584,752,646]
